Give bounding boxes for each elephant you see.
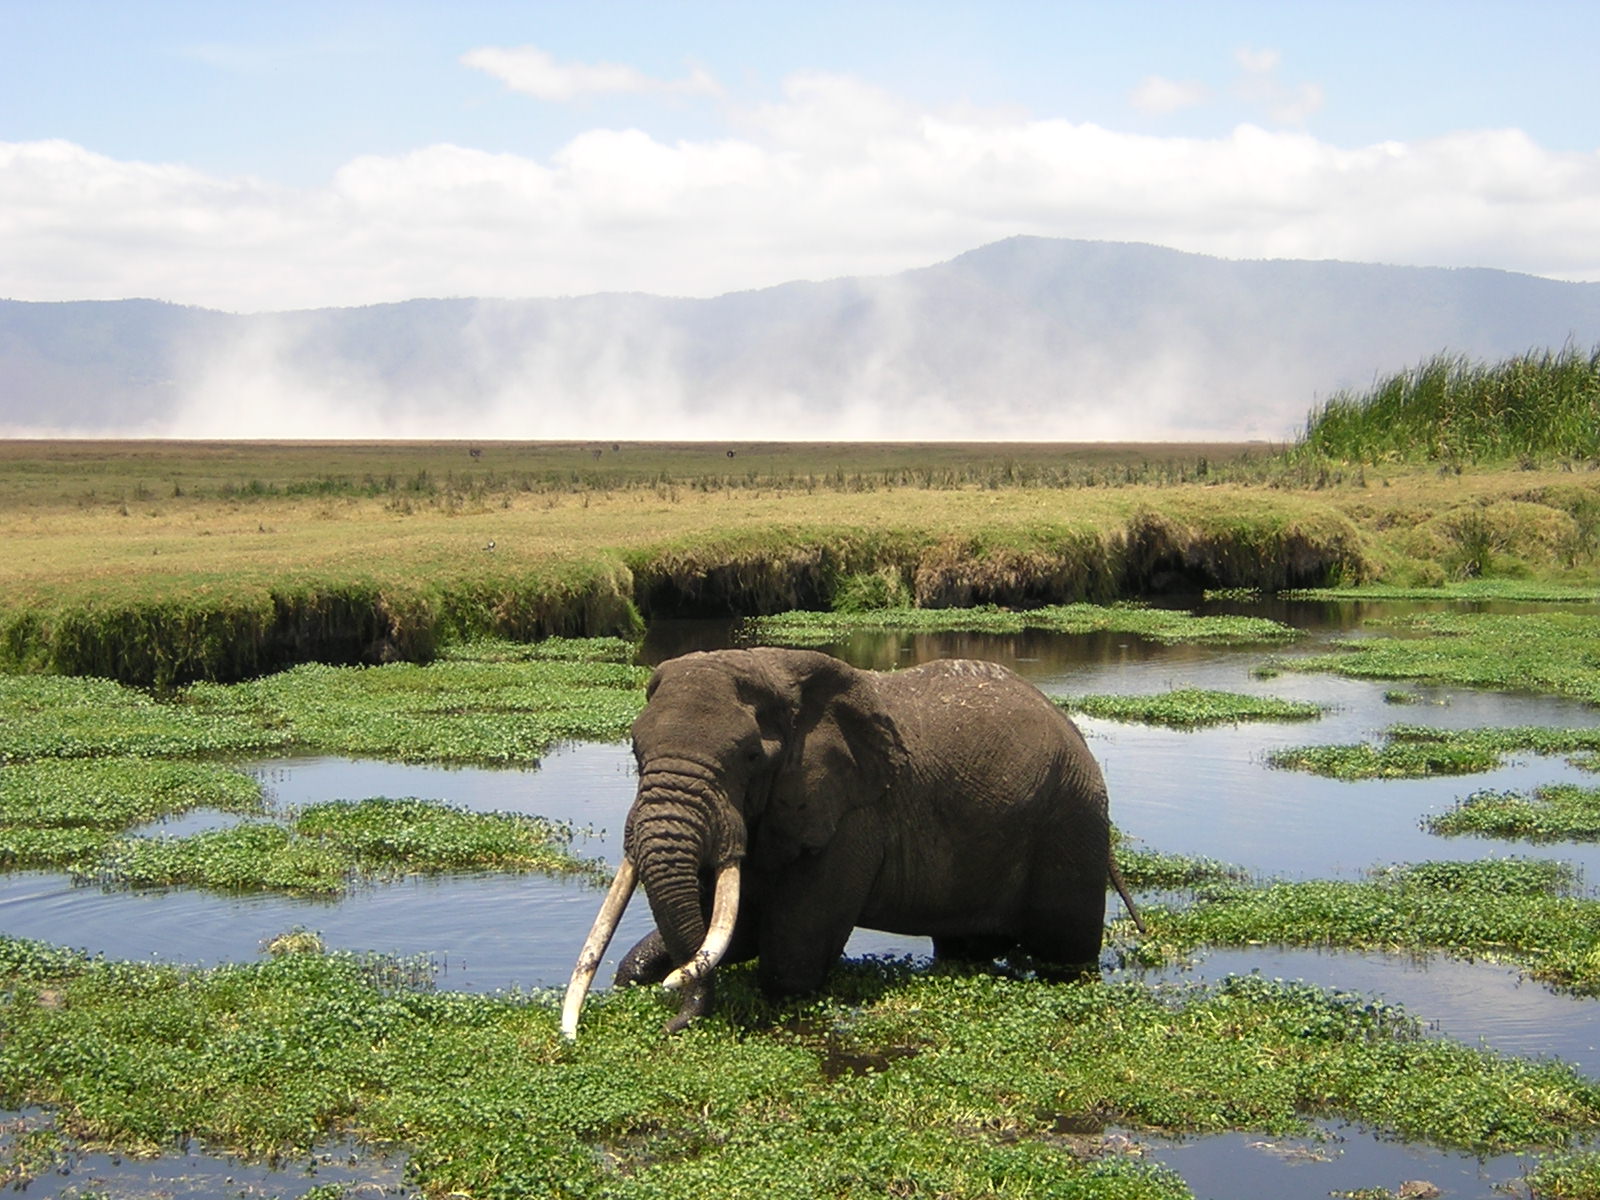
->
[561,647,1142,1038]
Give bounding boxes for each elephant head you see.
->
[561,648,904,1038]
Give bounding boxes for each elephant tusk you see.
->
[662,861,741,992]
[559,855,639,1041]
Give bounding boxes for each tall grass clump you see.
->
[1301,345,1600,464]
[0,562,641,688]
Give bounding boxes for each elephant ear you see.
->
[754,649,907,857]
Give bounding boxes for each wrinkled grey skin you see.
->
[591,647,1137,1032]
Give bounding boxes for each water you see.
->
[8,601,1600,1197]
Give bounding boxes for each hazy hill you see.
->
[4,237,1599,441]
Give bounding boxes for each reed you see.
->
[1302,345,1600,464]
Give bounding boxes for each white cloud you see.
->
[1231,45,1325,126]
[461,44,720,102]
[1130,75,1211,115]
[1233,47,1281,76]
[3,73,1600,315]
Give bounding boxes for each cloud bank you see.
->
[2,50,1599,314]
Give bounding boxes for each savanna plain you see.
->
[7,349,1600,1198]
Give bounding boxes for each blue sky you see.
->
[4,0,1598,311]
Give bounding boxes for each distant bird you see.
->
[484,539,496,552]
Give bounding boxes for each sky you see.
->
[3,0,1600,313]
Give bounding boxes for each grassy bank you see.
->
[7,439,1600,684]
[0,457,1372,682]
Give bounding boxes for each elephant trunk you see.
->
[626,761,747,1029]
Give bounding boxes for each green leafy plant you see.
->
[748,603,1299,647]
[1425,784,1600,842]
[1060,688,1324,729]
[1270,725,1600,780]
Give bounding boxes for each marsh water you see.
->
[8,600,1600,1197]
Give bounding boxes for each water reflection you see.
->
[0,1116,414,1200]
[1142,1124,1526,1200]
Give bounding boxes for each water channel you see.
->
[6,600,1600,1197]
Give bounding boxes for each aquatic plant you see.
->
[433,635,640,664]
[296,797,608,881]
[81,799,607,895]
[0,647,649,769]
[1139,857,1600,994]
[235,656,649,764]
[1425,784,1600,842]
[2,944,1598,1197]
[747,603,1298,647]
[263,927,327,956]
[0,674,290,764]
[1287,579,1600,603]
[1059,688,1324,729]
[0,757,264,828]
[1116,847,1250,890]
[1283,610,1600,706]
[1527,1151,1600,1200]
[1271,725,1600,780]
[83,823,352,894]
[0,752,266,869]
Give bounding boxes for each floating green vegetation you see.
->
[232,655,649,764]
[2,943,1597,1198]
[296,797,606,879]
[1138,858,1600,995]
[1528,1151,1600,1200]
[80,799,607,895]
[1288,580,1600,603]
[1270,725,1600,779]
[1425,784,1600,842]
[0,674,291,764]
[1116,847,1249,890]
[0,642,649,768]
[1060,688,1324,729]
[747,603,1298,647]
[0,758,264,829]
[1281,610,1600,705]
[0,758,265,869]
[432,635,641,664]
[1300,345,1600,463]
[84,822,352,894]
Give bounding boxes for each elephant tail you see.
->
[1108,851,1147,935]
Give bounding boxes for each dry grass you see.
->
[4,441,1599,683]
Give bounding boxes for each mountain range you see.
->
[5,236,1599,441]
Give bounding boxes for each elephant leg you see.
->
[617,910,762,987]
[614,928,736,1034]
[615,930,673,986]
[756,816,883,998]
[933,933,1015,963]
[1017,868,1107,968]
